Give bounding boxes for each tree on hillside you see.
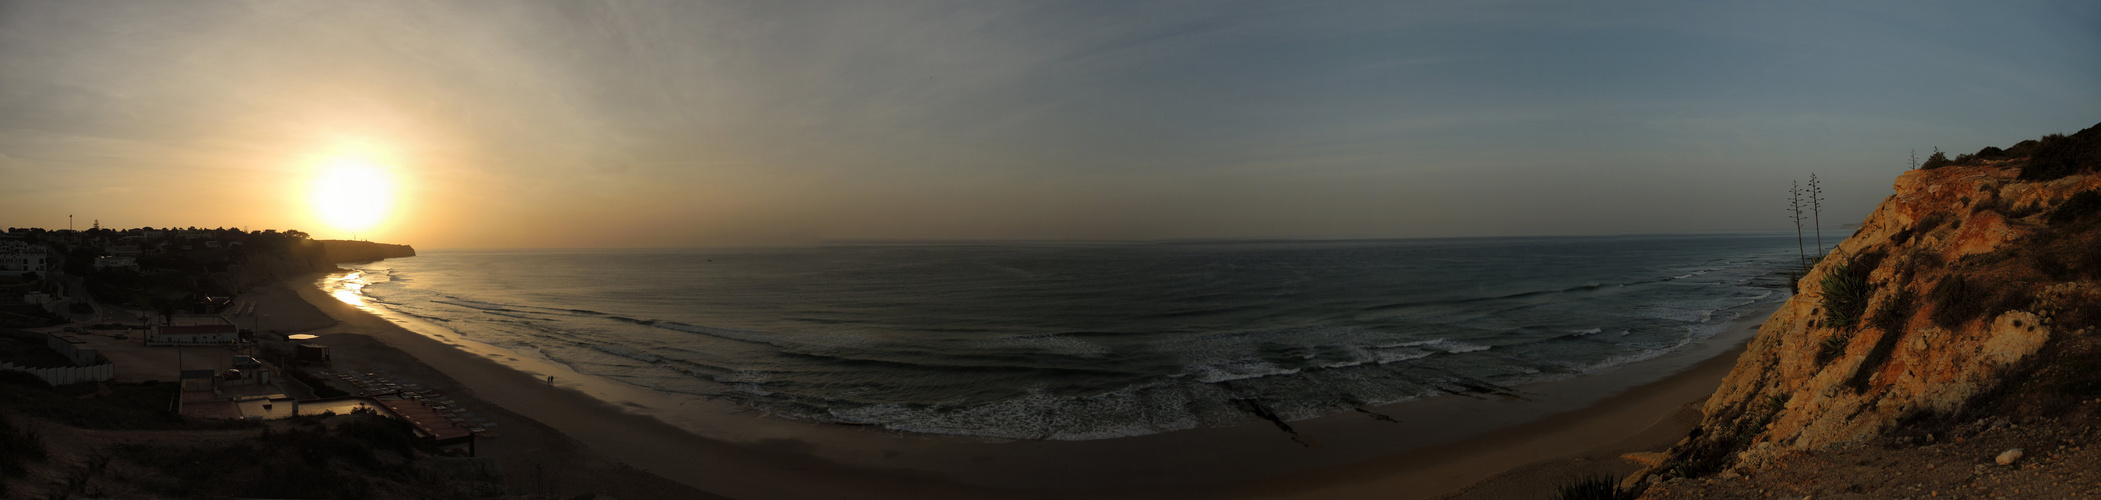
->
[1921,147,1953,169]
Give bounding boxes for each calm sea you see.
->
[325,234,1810,440]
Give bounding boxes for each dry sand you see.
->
[237,280,726,499]
[248,271,1777,499]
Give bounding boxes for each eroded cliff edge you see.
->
[317,239,417,264]
[1633,124,2101,490]
[217,239,417,293]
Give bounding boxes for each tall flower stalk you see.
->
[1808,173,1825,261]
[1790,181,1808,270]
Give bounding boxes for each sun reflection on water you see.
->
[327,272,367,306]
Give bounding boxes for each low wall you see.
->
[46,333,99,366]
[0,361,115,386]
[145,338,241,347]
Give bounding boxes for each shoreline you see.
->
[262,269,1782,499]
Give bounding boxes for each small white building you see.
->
[0,241,47,277]
[93,255,138,270]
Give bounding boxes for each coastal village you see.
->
[0,226,516,497]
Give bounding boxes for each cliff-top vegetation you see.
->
[1922,121,2101,182]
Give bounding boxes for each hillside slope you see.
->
[213,240,416,294]
[1629,124,2101,496]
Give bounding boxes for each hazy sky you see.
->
[3,1,2098,248]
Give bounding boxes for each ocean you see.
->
[322,234,1810,440]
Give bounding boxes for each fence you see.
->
[0,361,115,386]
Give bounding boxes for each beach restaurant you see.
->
[177,389,479,455]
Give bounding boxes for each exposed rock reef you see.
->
[1630,123,2101,493]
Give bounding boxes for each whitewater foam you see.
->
[320,235,1804,441]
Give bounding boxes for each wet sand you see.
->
[253,270,1778,499]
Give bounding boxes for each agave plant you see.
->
[1821,262,1872,329]
[1556,474,1637,500]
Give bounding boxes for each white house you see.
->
[93,256,138,271]
[0,241,47,277]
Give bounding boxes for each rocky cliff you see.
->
[316,239,417,264]
[1636,124,2101,486]
[215,239,416,294]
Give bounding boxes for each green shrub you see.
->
[1556,475,1637,500]
[2005,139,2042,158]
[1920,150,1955,169]
[2016,123,2101,181]
[1891,213,1949,245]
[2045,190,2101,226]
[1817,334,1853,365]
[1929,276,1990,330]
[1871,285,1918,334]
[1975,189,2045,219]
[1897,249,1945,285]
[1819,252,1882,329]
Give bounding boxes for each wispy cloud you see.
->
[1,0,2098,246]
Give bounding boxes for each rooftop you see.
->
[157,324,237,335]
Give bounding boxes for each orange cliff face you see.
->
[1644,159,2101,481]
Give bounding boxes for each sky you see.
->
[2,1,2098,249]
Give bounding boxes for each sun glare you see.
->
[309,157,397,236]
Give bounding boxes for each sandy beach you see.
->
[241,271,1779,499]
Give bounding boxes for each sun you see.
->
[308,156,397,236]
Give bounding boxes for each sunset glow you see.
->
[308,157,397,236]
[1,2,2095,250]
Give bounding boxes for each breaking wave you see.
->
[323,234,1805,440]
